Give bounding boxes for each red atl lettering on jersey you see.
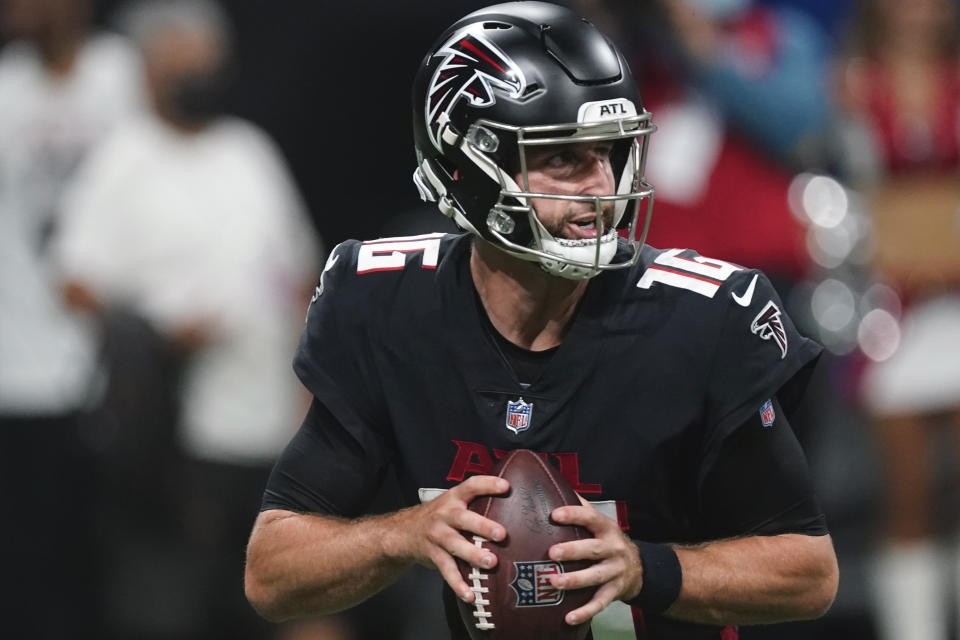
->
[541,452,602,494]
[447,440,630,531]
[446,440,629,529]
[447,440,495,479]
[446,441,600,493]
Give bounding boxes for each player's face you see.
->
[144,25,224,126]
[517,141,617,241]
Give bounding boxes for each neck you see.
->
[160,114,213,136]
[470,239,588,351]
[36,31,84,78]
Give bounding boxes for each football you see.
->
[456,449,596,640]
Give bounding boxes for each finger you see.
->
[565,582,619,626]
[549,537,608,563]
[442,531,498,571]
[552,505,606,530]
[552,559,613,591]
[453,475,509,501]
[434,551,475,603]
[454,509,506,542]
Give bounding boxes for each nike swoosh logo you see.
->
[732,273,758,307]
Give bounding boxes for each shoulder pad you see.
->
[305,232,463,320]
[634,247,748,302]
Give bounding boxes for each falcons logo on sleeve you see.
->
[425,25,526,151]
[751,301,788,359]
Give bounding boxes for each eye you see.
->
[594,143,614,159]
[546,150,577,168]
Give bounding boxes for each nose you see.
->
[579,151,615,197]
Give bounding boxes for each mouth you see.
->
[566,213,612,240]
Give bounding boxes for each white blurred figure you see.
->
[0,0,143,414]
[833,0,960,638]
[52,1,322,637]
[0,0,144,636]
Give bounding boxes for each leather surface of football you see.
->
[455,449,596,640]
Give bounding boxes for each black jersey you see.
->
[267,232,824,640]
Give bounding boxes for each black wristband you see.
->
[626,541,683,613]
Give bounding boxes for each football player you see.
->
[245,3,838,638]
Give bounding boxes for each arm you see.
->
[545,507,837,626]
[244,509,411,621]
[668,532,837,625]
[244,475,510,622]
[666,395,839,624]
[547,398,837,626]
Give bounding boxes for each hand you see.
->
[547,498,644,625]
[170,317,218,352]
[400,475,509,603]
[62,280,101,313]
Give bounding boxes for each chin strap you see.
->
[538,230,619,279]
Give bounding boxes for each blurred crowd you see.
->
[1,0,959,639]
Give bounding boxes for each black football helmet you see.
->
[412,1,655,279]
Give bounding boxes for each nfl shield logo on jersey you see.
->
[505,397,533,434]
[759,399,776,427]
[510,561,564,607]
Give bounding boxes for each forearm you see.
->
[246,475,509,622]
[244,508,415,621]
[664,533,838,626]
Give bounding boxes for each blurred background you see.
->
[1,0,959,639]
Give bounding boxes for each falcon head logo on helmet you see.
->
[425,25,526,151]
